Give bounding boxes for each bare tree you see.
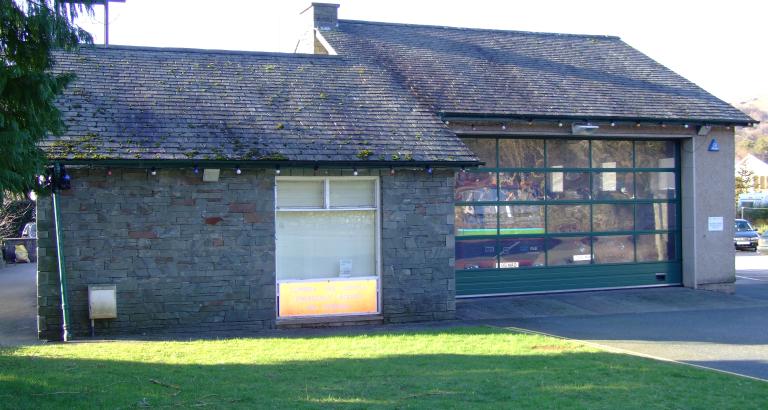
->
[0,194,34,239]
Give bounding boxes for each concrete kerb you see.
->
[496,325,768,383]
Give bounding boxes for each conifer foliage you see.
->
[0,0,94,198]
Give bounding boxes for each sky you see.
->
[74,0,768,105]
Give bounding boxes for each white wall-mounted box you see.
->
[88,285,117,319]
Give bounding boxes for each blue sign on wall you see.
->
[708,138,720,152]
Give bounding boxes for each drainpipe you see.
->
[52,189,72,341]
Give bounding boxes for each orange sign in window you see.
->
[278,278,378,317]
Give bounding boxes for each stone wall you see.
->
[380,169,456,322]
[37,167,276,339]
[37,197,61,340]
[37,166,458,339]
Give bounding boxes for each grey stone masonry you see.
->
[37,197,62,340]
[37,167,276,339]
[380,169,456,322]
[37,166,457,339]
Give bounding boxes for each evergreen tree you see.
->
[735,163,755,206]
[0,0,95,199]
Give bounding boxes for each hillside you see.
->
[735,98,768,160]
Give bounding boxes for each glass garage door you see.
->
[455,137,681,296]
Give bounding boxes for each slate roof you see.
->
[44,46,478,164]
[323,20,754,125]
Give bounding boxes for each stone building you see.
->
[37,3,754,340]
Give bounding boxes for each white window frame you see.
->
[274,176,382,317]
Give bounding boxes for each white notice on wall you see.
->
[708,217,724,232]
[339,259,353,277]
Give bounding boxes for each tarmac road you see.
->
[485,252,768,380]
[0,263,39,346]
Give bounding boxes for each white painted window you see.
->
[275,176,380,317]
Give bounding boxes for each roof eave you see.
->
[439,112,757,127]
[49,159,483,168]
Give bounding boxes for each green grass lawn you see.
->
[1,327,766,409]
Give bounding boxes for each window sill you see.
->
[276,314,383,329]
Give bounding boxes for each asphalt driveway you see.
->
[458,252,768,380]
[0,263,39,346]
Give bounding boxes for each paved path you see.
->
[458,252,768,380]
[0,263,40,347]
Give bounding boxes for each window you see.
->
[455,138,680,270]
[275,177,380,317]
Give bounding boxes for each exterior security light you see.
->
[203,168,220,182]
[571,123,599,135]
[698,125,712,136]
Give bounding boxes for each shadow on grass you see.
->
[1,328,767,409]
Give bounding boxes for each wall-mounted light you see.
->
[635,122,641,128]
[106,167,113,176]
[193,164,200,174]
[697,124,712,136]
[610,121,616,127]
[426,165,433,175]
[389,166,395,176]
[54,164,71,190]
[202,168,220,182]
[353,167,358,176]
[557,121,564,127]
[275,165,281,175]
[683,123,689,129]
[235,166,242,175]
[501,123,507,130]
[150,167,157,176]
[460,166,467,173]
[571,123,599,135]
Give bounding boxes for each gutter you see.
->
[51,182,72,341]
[47,159,483,169]
[439,113,757,127]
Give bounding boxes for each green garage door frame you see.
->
[455,137,682,297]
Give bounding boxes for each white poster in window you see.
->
[339,259,353,277]
[708,217,723,232]
[550,165,564,193]
[601,162,616,191]
[657,158,675,190]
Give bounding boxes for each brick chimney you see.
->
[302,3,339,31]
